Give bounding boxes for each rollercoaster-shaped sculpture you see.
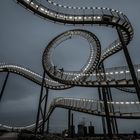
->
[0,0,140,136]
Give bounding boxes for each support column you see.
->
[101,63,118,135]
[71,113,74,138]
[98,87,107,135]
[68,109,71,137]
[35,71,46,135]
[46,117,49,134]
[41,88,49,134]
[0,72,10,102]
[117,27,140,101]
[102,87,113,138]
[97,66,113,138]
[107,88,118,135]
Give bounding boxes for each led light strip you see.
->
[47,0,123,14]
[16,0,133,71]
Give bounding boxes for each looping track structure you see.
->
[15,0,134,89]
[0,0,140,135]
[43,29,101,84]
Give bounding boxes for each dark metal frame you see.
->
[0,72,10,102]
[68,109,71,137]
[117,27,140,101]
[97,66,112,138]
[35,71,49,135]
[0,0,139,137]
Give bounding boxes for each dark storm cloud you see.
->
[0,0,140,133]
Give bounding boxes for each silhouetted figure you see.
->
[53,66,57,75]
[59,68,64,78]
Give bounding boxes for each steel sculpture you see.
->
[0,0,140,138]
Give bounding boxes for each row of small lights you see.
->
[62,98,140,105]
[105,42,121,53]
[0,64,72,89]
[63,69,140,77]
[1,64,139,82]
[24,0,114,21]
[0,64,59,84]
[63,99,140,107]
[101,41,122,61]
[0,123,36,129]
[47,0,122,14]
[107,101,140,105]
[1,65,43,78]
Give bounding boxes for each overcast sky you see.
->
[0,0,140,133]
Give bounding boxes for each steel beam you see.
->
[97,65,113,138]
[68,109,71,137]
[41,88,49,134]
[0,72,10,102]
[98,87,107,135]
[117,27,140,101]
[71,113,74,138]
[102,87,113,138]
[46,117,50,134]
[35,71,46,135]
[107,88,118,135]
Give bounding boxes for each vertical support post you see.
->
[46,117,50,134]
[46,103,55,134]
[41,88,49,134]
[98,87,107,135]
[100,63,118,135]
[102,87,112,138]
[68,109,71,137]
[117,27,140,101]
[35,71,46,135]
[97,67,113,137]
[71,113,74,138]
[114,117,118,135]
[107,88,118,135]
[0,72,10,102]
